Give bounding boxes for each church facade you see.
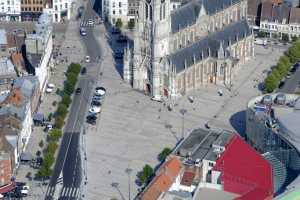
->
[123,0,254,100]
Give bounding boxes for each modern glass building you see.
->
[246,93,300,194]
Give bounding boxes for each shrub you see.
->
[64,81,75,95]
[47,113,53,121]
[48,129,62,142]
[68,63,81,75]
[264,74,278,93]
[138,164,154,184]
[128,19,135,30]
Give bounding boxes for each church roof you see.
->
[171,0,243,33]
[168,20,251,73]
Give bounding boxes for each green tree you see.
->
[264,74,278,93]
[64,81,75,95]
[46,142,58,154]
[292,36,298,42]
[128,19,135,30]
[47,113,53,121]
[115,18,123,29]
[48,129,62,142]
[272,69,281,81]
[282,33,289,42]
[139,164,154,184]
[55,116,64,129]
[257,31,267,38]
[61,94,71,107]
[68,63,81,75]
[158,147,172,162]
[56,103,68,118]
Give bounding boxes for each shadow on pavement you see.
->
[229,110,246,138]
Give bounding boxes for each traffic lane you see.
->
[62,133,81,187]
[278,68,300,93]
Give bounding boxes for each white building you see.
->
[44,0,73,23]
[102,0,128,25]
[25,12,53,94]
[0,0,21,21]
[260,2,300,39]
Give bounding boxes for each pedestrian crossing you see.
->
[80,21,95,27]
[60,187,80,198]
[45,186,56,198]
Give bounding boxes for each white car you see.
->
[95,87,106,96]
[87,19,94,26]
[47,83,55,89]
[46,88,53,93]
[20,189,28,195]
[89,106,101,114]
[85,56,90,63]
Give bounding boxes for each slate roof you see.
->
[171,0,243,33]
[168,20,251,73]
[260,1,290,23]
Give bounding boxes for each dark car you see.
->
[91,100,101,107]
[117,35,127,43]
[81,67,87,74]
[86,115,97,125]
[76,88,82,94]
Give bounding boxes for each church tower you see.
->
[151,0,171,100]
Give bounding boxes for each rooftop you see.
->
[0,58,17,77]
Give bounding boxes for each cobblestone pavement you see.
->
[14,3,86,200]
[84,27,289,200]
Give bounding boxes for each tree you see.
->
[292,36,298,42]
[128,19,135,30]
[68,63,81,75]
[48,129,62,142]
[56,103,68,118]
[62,94,71,107]
[282,33,289,42]
[257,31,267,38]
[47,113,53,121]
[115,18,123,29]
[46,142,58,154]
[55,116,64,129]
[139,164,154,184]
[158,147,172,162]
[64,81,75,95]
[264,74,278,93]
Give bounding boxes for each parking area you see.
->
[84,25,290,200]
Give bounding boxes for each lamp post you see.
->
[125,168,133,200]
[179,108,187,139]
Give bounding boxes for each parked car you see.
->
[89,106,101,114]
[95,87,106,96]
[76,88,82,95]
[47,83,55,88]
[81,67,87,74]
[46,88,53,93]
[86,114,97,125]
[91,100,101,107]
[80,27,87,36]
[85,55,90,63]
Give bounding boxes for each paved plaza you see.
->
[84,28,289,200]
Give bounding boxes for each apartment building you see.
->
[44,0,73,23]
[102,0,128,25]
[0,0,21,21]
[20,0,43,21]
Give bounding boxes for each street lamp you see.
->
[125,168,133,200]
[180,108,187,139]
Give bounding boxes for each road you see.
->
[44,0,103,199]
[277,65,300,93]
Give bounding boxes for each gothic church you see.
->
[123,0,254,100]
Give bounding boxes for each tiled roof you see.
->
[11,53,25,68]
[260,1,290,23]
[180,171,195,186]
[142,157,182,200]
[1,88,23,107]
[168,20,251,73]
[289,8,300,24]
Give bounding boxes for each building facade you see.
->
[123,0,254,100]
[43,0,73,23]
[20,0,43,21]
[0,0,21,21]
[260,2,300,39]
[102,0,128,25]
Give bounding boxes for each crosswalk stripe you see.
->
[73,188,78,197]
[62,187,67,196]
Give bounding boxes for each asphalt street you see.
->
[277,64,300,93]
[45,0,103,199]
